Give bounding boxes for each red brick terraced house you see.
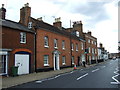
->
[84,31,98,64]
[0,4,35,76]
[19,3,86,72]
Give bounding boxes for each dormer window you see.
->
[76,31,79,37]
[28,22,32,29]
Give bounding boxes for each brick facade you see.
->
[1,24,35,75]
[84,32,98,64]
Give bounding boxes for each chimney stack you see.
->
[0,4,6,19]
[73,21,83,36]
[19,3,31,26]
[87,31,92,36]
[100,43,103,48]
[53,17,62,29]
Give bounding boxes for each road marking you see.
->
[77,73,88,80]
[111,67,120,85]
[55,75,60,78]
[92,68,99,72]
[36,78,48,83]
[70,71,74,73]
[36,75,61,83]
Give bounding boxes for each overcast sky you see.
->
[1,0,119,53]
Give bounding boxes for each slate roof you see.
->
[0,19,35,33]
[31,17,85,41]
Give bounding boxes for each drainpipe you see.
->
[69,20,72,67]
[33,26,37,73]
[70,34,72,67]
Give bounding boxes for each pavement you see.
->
[2,64,96,89]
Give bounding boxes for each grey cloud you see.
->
[68,2,110,23]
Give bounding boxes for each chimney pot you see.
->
[53,17,62,29]
[2,4,4,8]
[0,4,6,19]
[24,3,29,7]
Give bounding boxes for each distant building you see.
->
[97,43,109,62]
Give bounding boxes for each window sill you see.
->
[62,63,66,65]
[20,42,26,44]
[44,46,49,48]
[44,64,49,67]
[62,48,65,50]
[54,47,58,49]
[72,63,74,65]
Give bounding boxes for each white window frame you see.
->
[20,32,26,44]
[0,51,8,75]
[76,43,78,51]
[62,56,66,65]
[76,31,79,37]
[44,36,49,48]
[81,42,84,50]
[94,42,97,45]
[72,56,74,64]
[88,39,90,43]
[71,43,74,51]
[28,22,32,29]
[92,48,94,54]
[62,40,65,50]
[54,39,58,49]
[95,49,97,54]
[92,41,94,44]
[44,55,49,66]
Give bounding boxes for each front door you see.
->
[54,54,60,70]
[15,54,29,75]
[78,56,80,66]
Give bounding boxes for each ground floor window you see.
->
[62,56,66,65]
[72,56,74,64]
[44,55,49,66]
[0,55,7,75]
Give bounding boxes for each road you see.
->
[11,58,120,88]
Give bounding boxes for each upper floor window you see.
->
[44,36,49,48]
[54,39,58,49]
[20,32,26,44]
[88,39,90,43]
[62,40,65,50]
[95,49,97,54]
[92,41,94,44]
[71,43,74,51]
[81,42,84,50]
[94,42,97,45]
[76,43,78,51]
[92,48,94,54]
